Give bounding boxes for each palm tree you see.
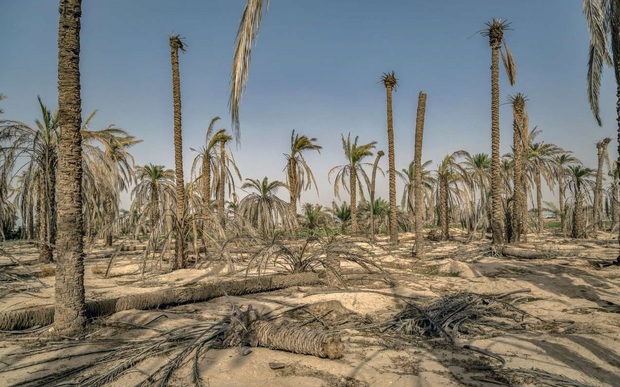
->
[524,139,560,233]
[455,151,491,237]
[191,116,221,209]
[554,152,580,234]
[55,0,86,335]
[569,165,596,238]
[284,130,322,224]
[381,71,399,244]
[482,19,517,244]
[331,201,351,234]
[398,160,433,230]
[328,134,376,234]
[298,203,331,236]
[213,129,240,229]
[130,164,176,234]
[594,137,611,231]
[435,153,468,240]
[413,91,427,257]
[237,177,294,236]
[169,35,187,269]
[0,97,59,262]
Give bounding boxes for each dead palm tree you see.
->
[169,35,187,269]
[482,19,517,244]
[328,134,376,234]
[285,130,322,225]
[381,71,399,244]
[55,0,86,335]
[594,137,611,231]
[569,165,596,238]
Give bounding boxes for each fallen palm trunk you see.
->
[0,272,321,331]
[500,245,557,259]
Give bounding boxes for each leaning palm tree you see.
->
[328,134,376,234]
[482,19,517,244]
[284,130,322,224]
[237,177,294,236]
[169,35,187,269]
[55,0,86,335]
[381,71,399,244]
[594,137,611,231]
[569,165,596,238]
[554,152,580,234]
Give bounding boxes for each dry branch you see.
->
[0,272,322,331]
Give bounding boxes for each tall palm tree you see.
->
[169,35,187,269]
[381,71,399,244]
[284,130,322,223]
[482,19,517,244]
[569,165,596,238]
[583,0,620,260]
[214,129,239,229]
[130,164,176,234]
[455,151,491,237]
[554,152,580,234]
[594,137,611,231]
[508,93,528,242]
[237,177,294,235]
[328,134,376,234]
[190,116,221,209]
[413,91,427,258]
[55,0,86,335]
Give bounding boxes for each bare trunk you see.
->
[369,151,384,240]
[413,92,427,258]
[511,99,524,243]
[54,0,86,336]
[170,36,186,269]
[386,85,398,244]
[573,184,585,238]
[219,141,226,228]
[559,174,566,234]
[439,177,449,240]
[536,169,543,234]
[350,170,357,234]
[490,43,504,244]
[288,157,298,229]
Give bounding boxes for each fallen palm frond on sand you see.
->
[0,272,321,331]
[1,304,343,387]
[382,288,535,369]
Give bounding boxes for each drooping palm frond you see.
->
[584,0,612,126]
[230,0,268,140]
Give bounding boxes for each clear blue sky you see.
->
[1,1,617,208]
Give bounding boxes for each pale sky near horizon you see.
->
[1,1,618,209]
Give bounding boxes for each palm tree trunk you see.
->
[288,157,298,229]
[170,36,186,269]
[511,102,524,243]
[559,175,566,234]
[219,141,226,228]
[104,198,113,247]
[38,173,52,262]
[573,184,584,238]
[54,0,86,336]
[439,177,449,240]
[536,169,543,234]
[350,170,357,234]
[413,92,427,258]
[202,155,211,238]
[490,43,504,244]
[386,85,398,244]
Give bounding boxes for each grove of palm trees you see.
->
[0,1,619,386]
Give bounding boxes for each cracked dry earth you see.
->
[0,230,619,386]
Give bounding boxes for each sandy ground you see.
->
[0,230,619,386]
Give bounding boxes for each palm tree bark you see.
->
[511,97,525,243]
[386,84,398,244]
[288,157,298,222]
[490,40,504,244]
[535,169,543,234]
[413,92,427,258]
[559,174,566,234]
[54,0,86,336]
[594,138,610,231]
[573,183,585,238]
[439,177,449,240]
[369,151,384,241]
[170,36,187,269]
